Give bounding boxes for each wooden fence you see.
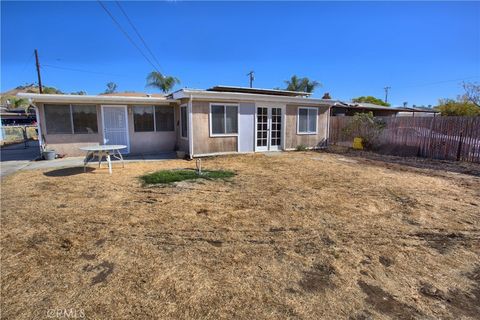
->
[329,116,480,163]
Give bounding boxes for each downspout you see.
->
[33,101,44,154]
[188,94,194,159]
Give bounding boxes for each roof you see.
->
[172,88,338,105]
[100,92,165,98]
[207,86,312,97]
[17,93,174,105]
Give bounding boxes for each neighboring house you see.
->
[18,86,339,157]
[331,102,439,117]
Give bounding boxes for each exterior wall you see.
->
[127,104,176,155]
[191,101,237,155]
[285,104,330,149]
[38,103,103,156]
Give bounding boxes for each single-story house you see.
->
[18,86,340,157]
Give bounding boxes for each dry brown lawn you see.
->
[1,151,479,319]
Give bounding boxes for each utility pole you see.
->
[34,49,43,94]
[384,86,391,104]
[247,71,255,88]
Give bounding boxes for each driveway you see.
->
[0,141,41,178]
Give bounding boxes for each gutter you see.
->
[17,93,177,105]
[188,94,194,159]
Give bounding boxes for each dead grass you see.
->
[1,151,479,319]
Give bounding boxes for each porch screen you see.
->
[72,105,98,133]
[133,106,154,132]
[155,106,174,131]
[44,105,72,134]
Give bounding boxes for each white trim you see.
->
[187,96,194,159]
[18,93,174,105]
[172,89,337,106]
[101,105,130,154]
[208,103,239,137]
[297,107,318,135]
[34,105,43,152]
[179,104,188,140]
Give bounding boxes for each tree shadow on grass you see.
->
[43,167,94,177]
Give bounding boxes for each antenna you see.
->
[247,71,255,88]
[384,86,391,104]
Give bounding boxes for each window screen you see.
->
[155,106,174,131]
[72,105,98,133]
[133,106,154,132]
[181,106,188,138]
[44,105,72,134]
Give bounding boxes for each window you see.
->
[180,105,188,138]
[155,106,174,131]
[72,105,98,133]
[210,104,238,136]
[133,106,175,132]
[45,105,72,134]
[44,104,98,134]
[297,107,317,134]
[133,106,155,132]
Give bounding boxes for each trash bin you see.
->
[43,150,56,160]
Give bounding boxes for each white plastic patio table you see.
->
[80,145,127,174]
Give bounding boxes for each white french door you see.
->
[256,106,283,152]
[101,105,130,153]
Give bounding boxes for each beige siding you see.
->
[285,104,330,149]
[192,101,237,155]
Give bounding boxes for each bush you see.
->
[140,169,235,185]
[341,112,385,150]
[296,144,308,151]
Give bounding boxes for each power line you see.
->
[43,64,127,77]
[96,0,161,74]
[395,76,479,89]
[115,1,164,73]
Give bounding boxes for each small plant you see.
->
[296,144,308,151]
[140,169,235,185]
[342,112,385,150]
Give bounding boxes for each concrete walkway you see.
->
[1,147,176,178]
[1,141,41,178]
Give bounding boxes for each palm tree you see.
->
[146,71,180,94]
[284,75,321,93]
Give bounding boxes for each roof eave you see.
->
[17,93,178,105]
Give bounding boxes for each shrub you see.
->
[341,112,385,150]
[296,144,308,151]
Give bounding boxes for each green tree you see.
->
[436,99,480,116]
[284,75,321,93]
[146,71,180,94]
[71,91,87,95]
[104,82,118,94]
[42,86,63,94]
[352,96,390,107]
[5,97,29,110]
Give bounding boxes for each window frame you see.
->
[209,103,239,137]
[180,104,188,139]
[297,107,318,135]
[44,104,98,135]
[132,105,176,133]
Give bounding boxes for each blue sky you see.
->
[1,1,479,106]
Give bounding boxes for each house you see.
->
[18,86,339,157]
[331,102,439,117]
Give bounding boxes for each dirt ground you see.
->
[1,151,479,319]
